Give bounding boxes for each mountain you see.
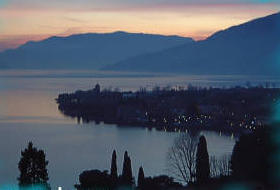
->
[104,12,280,75]
[0,31,193,69]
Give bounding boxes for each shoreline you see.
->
[57,84,278,135]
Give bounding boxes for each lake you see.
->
[1,70,278,190]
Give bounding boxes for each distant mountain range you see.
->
[104,12,280,75]
[1,12,279,76]
[0,32,193,69]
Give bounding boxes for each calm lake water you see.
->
[1,70,279,190]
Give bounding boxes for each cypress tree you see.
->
[110,150,118,184]
[121,151,133,185]
[196,136,210,185]
[127,156,133,183]
[137,166,145,188]
[122,151,128,177]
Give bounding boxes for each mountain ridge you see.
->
[104,12,280,76]
[0,31,193,69]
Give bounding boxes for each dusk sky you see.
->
[0,0,279,51]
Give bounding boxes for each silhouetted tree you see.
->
[231,127,271,185]
[210,155,231,177]
[75,170,113,190]
[137,166,145,188]
[110,150,118,184]
[18,142,50,190]
[141,175,182,190]
[167,134,197,183]
[196,136,210,185]
[121,151,134,185]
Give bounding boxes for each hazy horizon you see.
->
[0,0,279,51]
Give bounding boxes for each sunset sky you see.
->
[0,0,279,51]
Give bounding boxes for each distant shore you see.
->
[56,84,279,134]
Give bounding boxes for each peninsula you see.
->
[56,84,279,134]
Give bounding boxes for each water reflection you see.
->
[1,70,268,189]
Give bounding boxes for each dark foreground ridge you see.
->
[56,84,280,134]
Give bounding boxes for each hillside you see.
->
[104,12,280,75]
[0,31,193,69]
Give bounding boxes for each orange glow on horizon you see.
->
[0,2,279,51]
